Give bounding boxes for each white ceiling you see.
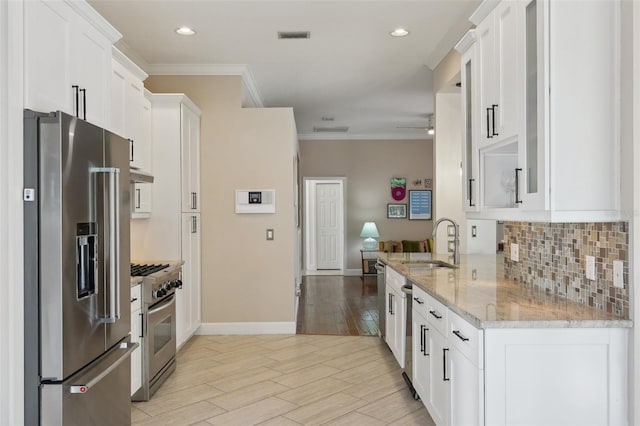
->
[89,0,478,140]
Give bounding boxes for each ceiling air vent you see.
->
[278,31,310,39]
[313,126,349,133]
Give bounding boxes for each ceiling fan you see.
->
[396,114,435,135]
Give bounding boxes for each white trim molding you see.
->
[298,132,431,141]
[146,63,263,108]
[197,322,296,335]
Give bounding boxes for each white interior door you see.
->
[316,183,340,269]
[304,178,345,274]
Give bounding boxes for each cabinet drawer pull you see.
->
[130,297,138,303]
[135,188,141,209]
[429,310,443,319]
[420,324,425,353]
[443,348,450,381]
[452,330,469,342]
[191,192,197,209]
[413,297,424,305]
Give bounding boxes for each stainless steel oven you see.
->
[147,292,177,388]
[131,263,181,401]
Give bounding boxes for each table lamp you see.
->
[360,222,380,250]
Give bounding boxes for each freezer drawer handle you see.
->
[68,342,138,394]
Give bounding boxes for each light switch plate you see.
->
[266,228,274,240]
[613,260,624,288]
[585,255,596,280]
[510,243,519,262]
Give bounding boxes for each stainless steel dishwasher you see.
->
[401,283,418,400]
[375,260,386,339]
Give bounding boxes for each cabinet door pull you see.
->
[429,309,442,320]
[140,313,144,338]
[468,178,475,207]
[130,139,134,162]
[419,325,425,353]
[452,330,469,342]
[491,104,499,136]
[72,85,79,117]
[80,88,87,120]
[413,297,424,305]
[390,293,394,315]
[443,348,450,381]
[486,107,492,138]
[191,192,197,209]
[191,216,197,233]
[515,168,523,204]
[130,297,137,303]
[423,326,429,356]
[135,188,141,209]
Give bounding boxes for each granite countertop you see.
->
[130,276,144,287]
[379,252,632,329]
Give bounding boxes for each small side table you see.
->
[361,249,384,277]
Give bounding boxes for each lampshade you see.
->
[360,222,380,250]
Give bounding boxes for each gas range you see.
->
[130,262,182,401]
[130,263,182,304]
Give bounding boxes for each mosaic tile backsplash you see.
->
[503,221,629,318]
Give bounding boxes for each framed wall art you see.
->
[409,190,432,220]
[387,203,407,219]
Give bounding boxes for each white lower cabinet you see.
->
[385,267,406,368]
[130,284,142,396]
[177,213,202,348]
[411,281,628,426]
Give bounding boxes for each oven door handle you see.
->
[148,294,176,315]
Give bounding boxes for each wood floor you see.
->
[132,334,435,425]
[296,275,379,336]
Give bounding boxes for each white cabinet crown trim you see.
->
[469,0,500,25]
[149,93,202,116]
[454,29,477,53]
[146,63,264,108]
[112,46,147,81]
[66,0,121,42]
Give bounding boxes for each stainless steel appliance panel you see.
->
[41,340,136,426]
[39,114,108,380]
[147,294,177,381]
[376,261,386,339]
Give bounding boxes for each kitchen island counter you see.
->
[379,253,631,329]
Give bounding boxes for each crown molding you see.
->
[454,29,477,54]
[146,63,264,107]
[469,0,499,26]
[112,46,148,81]
[298,132,432,141]
[66,0,121,43]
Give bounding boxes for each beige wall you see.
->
[299,139,433,270]
[434,49,461,94]
[145,75,297,324]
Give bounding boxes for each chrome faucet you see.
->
[432,217,460,265]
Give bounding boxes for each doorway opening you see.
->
[303,178,346,275]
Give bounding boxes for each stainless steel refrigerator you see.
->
[23,110,137,426]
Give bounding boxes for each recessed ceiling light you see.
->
[176,26,196,36]
[390,28,409,37]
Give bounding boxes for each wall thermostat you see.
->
[236,190,275,213]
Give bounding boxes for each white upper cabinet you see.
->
[458,0,620,222]
[24,0,120,128]
[180,104,201,213]
[474,1,520,147]
[111,47,149,171]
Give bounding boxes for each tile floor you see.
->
[132,334,435,426]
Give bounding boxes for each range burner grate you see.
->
[130,263,170,277]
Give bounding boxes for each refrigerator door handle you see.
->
[92,167,121,323]
[68,341,138,394]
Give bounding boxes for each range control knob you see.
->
[163,282,171,291]
[173,279,183,289]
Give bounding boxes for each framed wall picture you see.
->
[387,203,407,219]
[409,190,432,220]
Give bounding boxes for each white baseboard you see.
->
[303,268,362,276]
[197,322,296,335]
